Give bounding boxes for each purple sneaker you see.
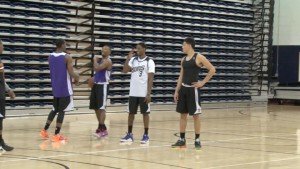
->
[101,130,108,137]
[94,129,102,138]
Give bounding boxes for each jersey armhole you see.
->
[195,53,203,68]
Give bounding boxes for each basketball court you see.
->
[1,0,299,168]
[1,105,299,169]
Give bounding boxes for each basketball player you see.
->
[172,37,216,150]
[89,45,112,138]
[0,39,16,151]
[40,39,79,142]
[121,43,155,144]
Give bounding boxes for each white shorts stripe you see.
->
[146,104,150,112]
[99,84,107,110]
[66,70,73,96]
[64,96,74,112]
[194,88,202,114]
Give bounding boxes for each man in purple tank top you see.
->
[89,45,112,138]
[40,39,79,142]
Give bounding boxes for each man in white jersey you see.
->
[121,43,155,144]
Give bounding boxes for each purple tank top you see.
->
[94,58,111,84]
[49,52,73,97]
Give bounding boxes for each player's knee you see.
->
[180,114,188,119]
[57,111,65,123]
[193,114,200,119]
[128,113,135,119]
[47,110,56,120]
[99,109,106,114]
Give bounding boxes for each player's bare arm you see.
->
[174,58,184,102]
[123,48,135,73]
[192,54,216,88]
[145,72,154,104]
[93,57,112,71]
[66,54,79,84]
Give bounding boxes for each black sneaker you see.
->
[172,138,186,148]
[195,139,202,150]
[0,140,14,151]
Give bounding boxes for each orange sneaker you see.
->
[52,134,67,142]
[40,129,49,139]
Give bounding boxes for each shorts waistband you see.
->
[95,82,109,85]
[182,83,193,87]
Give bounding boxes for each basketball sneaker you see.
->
[0,140,14,151]
[101,130,108,137]
[120,133,133,142]
[140,134,149,144]
[195,138,202,150]
[52,134,67,142]
[40,129,49,139]
[171,138,186,148]
[94,129,102,138]
[94,129,108,138]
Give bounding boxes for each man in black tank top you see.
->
[172,38,216,150]
[0,39,16,151]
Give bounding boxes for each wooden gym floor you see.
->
[0,105,300,169]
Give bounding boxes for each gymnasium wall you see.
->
[272,0,300,83]
[273,0,300,45]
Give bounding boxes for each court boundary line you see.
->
[202,156,300,169]
[0,136,261,164]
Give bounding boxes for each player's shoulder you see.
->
[148,57,154,62]
[65,53,72,59]
[129,56,136,61]
[107,57,113,63]
[64,54,72,63]
[196,53,207,60]
[180,56,186,62]
[147,57,155,65]
[65,53,71,57]
[196,52,205,57]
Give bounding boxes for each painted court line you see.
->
[202,156,300,169]
[1,133,299,164]
[0,136,260,164]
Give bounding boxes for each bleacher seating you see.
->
[0,0,73,107]
[0,0,264,108]
[94,0,255,104]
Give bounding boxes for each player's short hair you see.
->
[184,37,196,49]
[56,39,65,48]
[102,44,111,49]
[137,42,146,49]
